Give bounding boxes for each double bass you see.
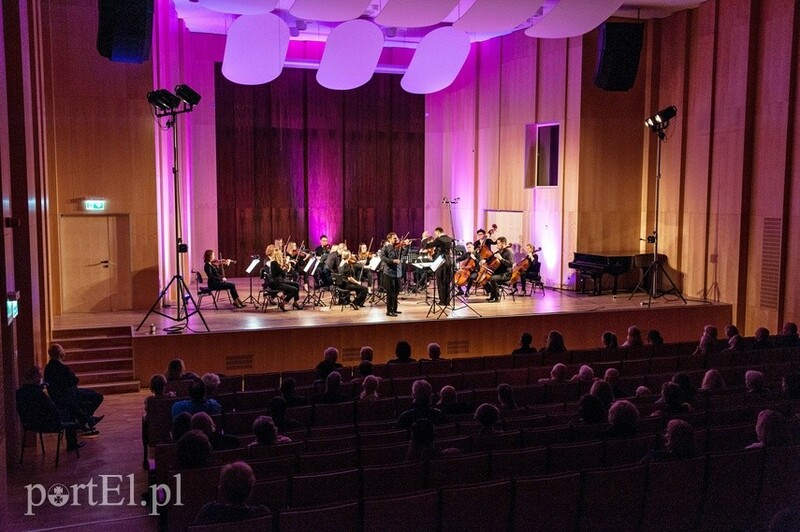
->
[508,247,542,286]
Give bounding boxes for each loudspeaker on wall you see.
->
[594,22,645,92]
[96,0,154,64]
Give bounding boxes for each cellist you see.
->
[518,243,542,295]
[455,242,479,296]
[487,237,514,303]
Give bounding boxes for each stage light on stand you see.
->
[175,84,202,106]
[147,89,181,111]
[644,105,677,130]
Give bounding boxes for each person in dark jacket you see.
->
[16,366,84,452]
[44,343,103,432]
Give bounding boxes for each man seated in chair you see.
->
[192,461,269,525]
[44,343,104,434]
[487,237,513,302]
[337,251,368,309]
[17,366,84,453]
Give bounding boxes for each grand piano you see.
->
[568,251,637,295]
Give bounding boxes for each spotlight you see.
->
[644,106,677,129]
[147,89,181,111]
[174,84,201,106]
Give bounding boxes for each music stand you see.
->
[240,256,261,307]
[630,106,687,307]
[302,257,328,308]
[438,248,481,319]
[425,255,446,317]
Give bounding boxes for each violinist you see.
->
[413,231,432,290]
[422,227,454,305]
[355,243,374,288]
[203,249,244,308]
[518,243,542,295]
[487,237,514,303]
[378,232,408,317]
[286,241,310,292]
[314,235,331,257]
[320,243,342,287]
[337,251,368,309]
[266,248,302,311]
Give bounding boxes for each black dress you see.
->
[204,262,240,300]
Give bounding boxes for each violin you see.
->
[393,238,414,248]
[211,258,236,267]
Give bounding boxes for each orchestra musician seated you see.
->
[337,251,368,309]
[203,249,244,308]
[266,248,302,311]
[486,236,513,302]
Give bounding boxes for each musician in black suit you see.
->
[423,227,454,305]
[314,235,331,257]
[320,243,342,287]
[487,237,514,302]
[204,250,244,308]
[456,241,480,296]
[337,251,368,309]
[379,233,407,317]
[473,228,496,252]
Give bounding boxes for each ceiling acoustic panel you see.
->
[197,0,278,15]
[401,27,470,94]
[222,13,289,85]
[317,20,384,90]
[376,0,461,28]
[524,0,625,39]
[453,0,545,34]
[289,0,373,22]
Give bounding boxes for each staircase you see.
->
[51,326,141,395]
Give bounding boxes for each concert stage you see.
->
[53,281,731,385]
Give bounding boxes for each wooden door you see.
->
[60,215,132,312]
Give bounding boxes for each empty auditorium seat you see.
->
[236,389,278,411]
[290,469,359,508]
[242,372,281,391]
[361,461,426,498]
[362,491,438,532]
[359,442,409,467]
[278,501,358,532]
[313,402,355,427]
[490,446,547,479]
[752,444,800,528]
[514,473,581,531]
[440,480,512,532]
[451,357,485,373]
[295,449,359,474]
[548,441,604,473]
[640,455,706,531]
[427,452,490,488]
[496,367,529,386]
[698,449,763,530]
[304,434,358,453]
[355,397,396,424]
[250,477,289,512]
[603,434,658,466]
[579,464,647,531]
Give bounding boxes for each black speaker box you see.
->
[594,22,645,92]
[96,0,154,64]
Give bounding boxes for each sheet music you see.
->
[368,256,382,271]
[245,258,261,274]
[430,255,446,272]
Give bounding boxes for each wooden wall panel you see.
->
[215,70,424,261]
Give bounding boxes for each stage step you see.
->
[51,326,139,395]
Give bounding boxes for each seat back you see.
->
[278,501,358,532]
[514,473,581,532]
[361,461,426,498]
[698,449,763,530]
[362,491,438,532]
[290,469,359,508]
[490,446,547,479]
[186,513,272,532]
[580,464,647,531]
[440,480,512,532]
[641,455,706,532]
[427,453,490,488]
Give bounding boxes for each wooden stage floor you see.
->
[53,280,732,385]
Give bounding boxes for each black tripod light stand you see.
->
[437,197,481,319]
[138,85,209,332]
[630,106,687,307]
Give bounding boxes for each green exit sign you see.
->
[83,199,106,211]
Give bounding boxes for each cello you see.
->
[454,248,477,287]
[509,246,542,286]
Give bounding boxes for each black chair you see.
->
[193,270,229,309]
[16,392,80,468]
[331,273,356,311]
[527,261,545,296]
[259,267,284,312]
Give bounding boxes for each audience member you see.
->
[405,419,458,461]
[397,379,448,429]
[641,419,695,462]
[279,378,307,407]
[540,330,567,355]
[360,345,374,362]
[437,385,473,415]
[671,372,697,403]
[635,386,652,397]
[175,430,212,469]
[201,373,221,396]
[149,374,174,398]
[752,327,774,350]
[572,394,607,425]
[191,412,240,451]
[646,329,665,345]
[601,331,619,349]
[653,382,693,416]
[352,360,374,385]
[700,369,726,391]
[496,383,518,412]
[776,322,800,348]
[44,343,104,433]
[250,415,291,447]
[722,325,745,352]
[604,368,627,398]
[590,379,614,411]
[746,409,790,449]
[171,412,192,442]
[622,326,644,348]
[427,343,444,360]
[693,325,719,356]
[192,461,269,525]
[315,347,343,381]
[571,364,596,384]
[474,403,501,435]
[16,366,83,453]
[171,379,222,418]
[268,396,303,432]
[388,341,416,364]
[166,358,198,381]
[746,370,767,394]
[605,400,639,438]
[539,363,569,384]
[359,375,380,401]
[511,333,536,354]
[315,371,349,404]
